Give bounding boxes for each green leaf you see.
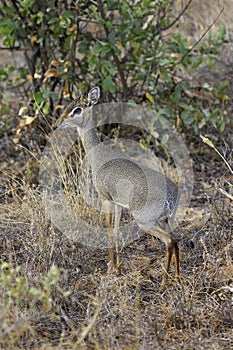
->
[59,16,71,29]
[159,58,170,67]
[219,118,226,132]
[101,61,117,75]
[145,92,154,104]
[192,56,202,69]
[217,81,229,92]
[103,76,115,93]
[3,35,15,47]
[206,55,214,69]
[202,108,210,118]
[32,92,44,110]
[151,130,159,139]
[181,112,194,125]
[179,81,190,91]
[34,11,44,24]
[112,44,121,56]
[161,134,169,144]
[93,42,112,56]
[21,0,34,8]
[0,18,16,35]
[217,25,226,42]
[48,17,59,25]
[63,10,75,19]
[157,108,170,117]
[2,6,17,16]
[174,86,181,101]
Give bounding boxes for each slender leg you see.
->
[137,223,179,289]
[160,242,174,290]
[174,241,180,279]
[115,240,121,273]
[105,211,114,273]
[114,205,122,274]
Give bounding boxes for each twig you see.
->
[75,301,101,345]
[200,135,233,175]
[176,7,224,67]
[163,0,193,32]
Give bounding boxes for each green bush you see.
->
[0,0,229,136]
[0,262,70,318]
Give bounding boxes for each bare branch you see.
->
[176,7,224,67]
[162,0,193,32]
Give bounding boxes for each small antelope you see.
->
[60,86,180,289]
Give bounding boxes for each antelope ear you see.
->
[87,86,100,106]
[70,83,80,100]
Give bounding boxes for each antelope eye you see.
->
[71,107,83,116]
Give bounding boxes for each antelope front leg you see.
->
[174,241,180,279]
[114,205,122,274]
[105,211,114,273]
[160,239,180,291]
[160,242,174,291]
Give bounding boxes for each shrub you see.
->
[0,0,230,139]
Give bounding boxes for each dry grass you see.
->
[0,150,232,350]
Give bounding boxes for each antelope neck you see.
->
[78,126,101,154]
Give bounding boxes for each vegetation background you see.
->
[0,0,232,349]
